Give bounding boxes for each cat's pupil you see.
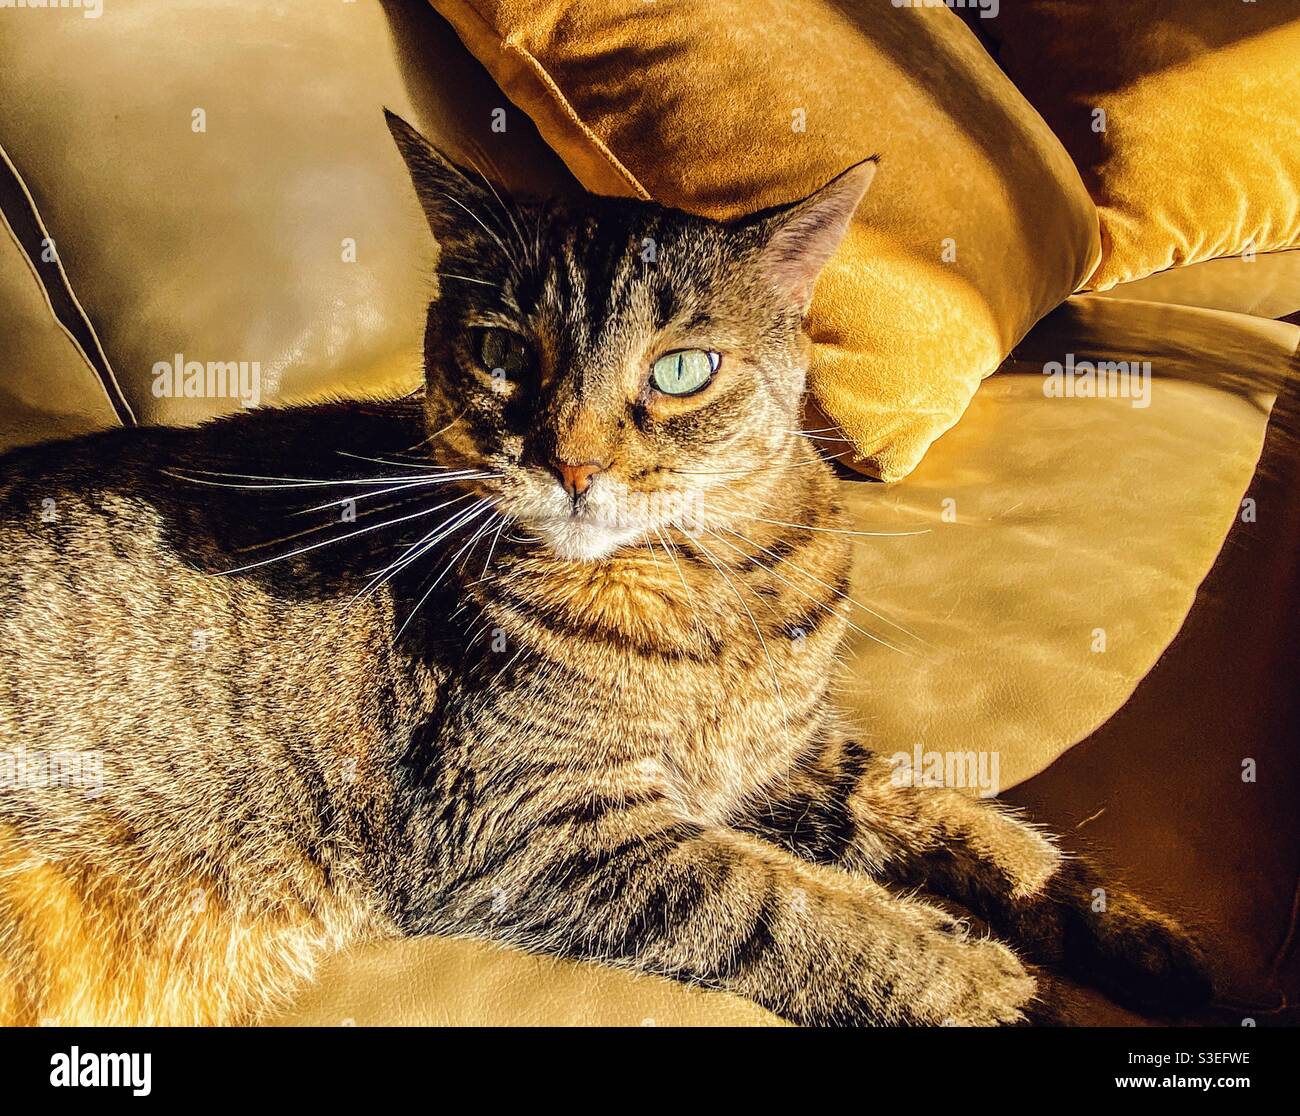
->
[651,349,718,396]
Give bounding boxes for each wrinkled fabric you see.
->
[977,0,1300,290]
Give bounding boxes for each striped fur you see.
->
[0,118,1210,1025]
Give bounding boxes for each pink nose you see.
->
[552,460,605,498]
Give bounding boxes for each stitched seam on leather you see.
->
[0,140,135,426]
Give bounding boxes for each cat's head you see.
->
[387,112,874,562]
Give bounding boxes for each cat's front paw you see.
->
[911,935,1037,1027]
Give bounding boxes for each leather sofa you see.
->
[2,0,1297,1026]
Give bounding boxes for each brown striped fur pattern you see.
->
[0,116,1210,1025]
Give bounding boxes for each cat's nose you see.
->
[550,459,606,499]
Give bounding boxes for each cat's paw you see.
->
[1016,969,1087,1027]
[912,935,1037,1027]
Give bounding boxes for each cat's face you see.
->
[388,113,873,561]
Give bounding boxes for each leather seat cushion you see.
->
[1092,250,1300,321]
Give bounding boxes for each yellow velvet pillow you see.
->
[429,0,1099,480]
[973,1,1300,291]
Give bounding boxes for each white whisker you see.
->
[479,515,511,581]
[218,496,479,576]
[436,191,516,272]
[438,272,496,287]
[654,525,692,598]
[294,474,498,515]
[396,502,499,639]
[231,494,429,556]
[399,413,465,455]
[732,512,929,539]
[713,527,921,652]
[164,467,450,490]
[336,450,461,471]
[345,493,484,606]
[788,431,853,444]
[691,535,791,738]
[461,152,532,265]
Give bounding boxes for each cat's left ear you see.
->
[747,157,877,312]
[384,109,493,248]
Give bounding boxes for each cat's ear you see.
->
[748,157,877,312]
[384,109,492,247]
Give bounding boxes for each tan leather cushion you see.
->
[0,0,575,429]
[274,936,781,1027]
[1092,250,1300,321]
[273,298,1296,1025]
[840,297,1294,790]
[1007,383,1300,1014]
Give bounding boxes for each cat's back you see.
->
[0,424,204,739]
[0,399,436,758]
[0,404,448,1022]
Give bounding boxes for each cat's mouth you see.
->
[526,511,644,563]
[505,470,672,561]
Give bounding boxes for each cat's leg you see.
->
[735,734,1213,1017]
[433,810,1034,1026]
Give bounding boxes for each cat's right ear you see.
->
[384,109,490,248]
[746,157,877,314]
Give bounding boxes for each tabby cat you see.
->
[0,112,1211,1026]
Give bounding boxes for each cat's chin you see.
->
[532,518,643,563]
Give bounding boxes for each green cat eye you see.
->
[477,328,533,380]
[651,349,720,396]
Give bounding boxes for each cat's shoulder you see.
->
[0,397,425,494]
